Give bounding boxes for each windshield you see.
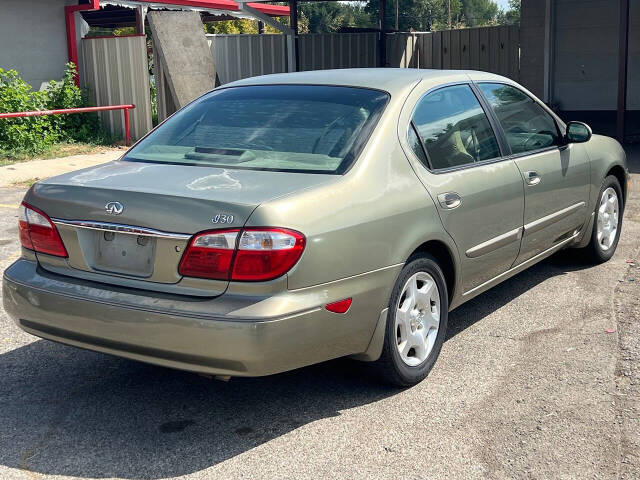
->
[124,85,389,174]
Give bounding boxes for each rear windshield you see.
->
[124,85,389,174]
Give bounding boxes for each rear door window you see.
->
[124,85,389,174]
[478,83,561,154]
[410,84,501,170]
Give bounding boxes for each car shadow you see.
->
[0,250,590,479]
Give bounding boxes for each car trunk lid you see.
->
[25,160,333,295]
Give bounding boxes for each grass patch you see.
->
[0,141,120,167]
[11,177,40,188]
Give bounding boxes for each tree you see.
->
[497,0,520,25]
[461,0,499,27]
[301,2,372,33]
[203,17,290,34]
[366,0,463,32]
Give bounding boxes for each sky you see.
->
[496,0,510,10]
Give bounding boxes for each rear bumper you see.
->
[3,259,399,376]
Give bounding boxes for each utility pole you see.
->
[448,0,451,29]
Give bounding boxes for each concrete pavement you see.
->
[0,149,122,187]
[0,150,637,479]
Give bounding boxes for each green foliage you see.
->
[301,2,373,33]
[462,0,499,27]
[203,17,292,34]
[497,0,521,25]
[366,0,463,32]
[0,64,111,157]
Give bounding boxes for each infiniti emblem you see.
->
[105,201,124,215]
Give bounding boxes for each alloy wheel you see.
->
[596,187,619,251]
[394,271,440,367]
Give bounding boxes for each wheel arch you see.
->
[408,239,457,303]
[606,164,628,206]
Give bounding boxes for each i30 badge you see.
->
[105,201,124,215]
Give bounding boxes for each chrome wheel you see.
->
[596,187,619,251]
[394,272,440,367]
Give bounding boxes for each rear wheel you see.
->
[374,254,448,387]
[584,175,623,263]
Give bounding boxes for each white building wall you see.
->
[0,0,77,90]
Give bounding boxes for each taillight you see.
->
[178,229,239,280]
[179,228,305,282]
[18,202,68,257]
[232,228,305,281]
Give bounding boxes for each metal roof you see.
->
[101,0,289,17]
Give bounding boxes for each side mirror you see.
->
[566,121,592,143]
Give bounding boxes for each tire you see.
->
[374,254,449,387]
[584,175,624,264]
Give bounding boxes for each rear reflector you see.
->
[325,298,352,314]
[19,202,68,257]
[179,227,305,282]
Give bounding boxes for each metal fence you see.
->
[298,33,379,71]
[207,26,519,85]
[207,34,287,85]
[81,35,153,141]
[386,26,520,79]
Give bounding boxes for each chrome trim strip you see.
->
[465,227,523,258]
[52,219,191,240]
[462,230,581,298]
[523,202,586,236]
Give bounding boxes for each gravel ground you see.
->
[0,150,638,480]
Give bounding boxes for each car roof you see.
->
[225,68,510,96]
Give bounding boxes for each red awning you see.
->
[134,0,289,17]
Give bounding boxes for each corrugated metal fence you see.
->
[207,34,287,85]
[81,35,153,141]
[207,26,519,85]
[298,33,380,71]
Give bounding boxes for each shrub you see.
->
[0,69,56,154]
[0,64,112,157]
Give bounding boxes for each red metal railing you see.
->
[0,104,136,146]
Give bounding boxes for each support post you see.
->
[379,0,387,67]
[290,0,299,71]
[257,21,264,34]
[136,5,146,35]
[617,0,630,143]
[124,107,131,146]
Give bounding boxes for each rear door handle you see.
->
[437,192,462,209]
[524,170,541,186]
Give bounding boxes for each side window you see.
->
[478,83,561,155]
[408,124,429,167]
[410,84,501,170]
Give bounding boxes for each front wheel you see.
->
[584,175,624,263]
[374,254,448,387]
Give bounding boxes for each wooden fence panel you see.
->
[479,28,490,72]
[461,28,470,69]
[469,28,480,70]
[450,29,461,69]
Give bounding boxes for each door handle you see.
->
[437,192,462,209]
[524,170,541,186]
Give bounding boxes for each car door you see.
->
[404,83,525,293]
[477,82,591,264]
